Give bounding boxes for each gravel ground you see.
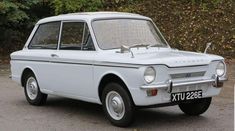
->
[0,61,234,131]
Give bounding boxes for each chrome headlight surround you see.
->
[216,61,225,77]
[144,67,156,84]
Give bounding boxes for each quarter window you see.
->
[60,22,95,51]
[29,22,60,49]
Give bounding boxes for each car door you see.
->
[26,22,61,91]
[48,21,97,100]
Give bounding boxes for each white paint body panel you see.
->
[10,12,227,106]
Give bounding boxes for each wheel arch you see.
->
[98,73,135,105]
[21,66,36,87]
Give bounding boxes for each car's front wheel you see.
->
[102,82,134,127]
[24,72,47,106]
[178,97,212,115]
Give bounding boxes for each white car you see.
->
[10,12,227,127]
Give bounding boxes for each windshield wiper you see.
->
[119,44,150,53]
[116,43,168,58]
[116,44,150,58]
[129,44,150,49]
[148,43,166,48]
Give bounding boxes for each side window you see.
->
[60,22,95,51]
[82,24,95,51]
[29,22,60,49]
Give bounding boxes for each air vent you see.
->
[170,71,205,79]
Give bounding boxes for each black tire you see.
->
[23,72,47,106]
[178,97,212,116]
[102,82,134,127]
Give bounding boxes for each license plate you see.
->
[171,90,202,102]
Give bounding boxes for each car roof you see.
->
[37,12,151,24]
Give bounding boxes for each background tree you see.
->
[0,0,234,63]
[0,0,52,59]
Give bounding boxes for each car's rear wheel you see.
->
[24,72,47,106]
[178,97,212,115]
[102,82,134,127]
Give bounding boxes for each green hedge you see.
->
[0,0,234,60]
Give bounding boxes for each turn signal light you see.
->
[146,89,158,96]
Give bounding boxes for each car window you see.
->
[92,19,167,50]
[60,22,95,51]
[29,22,60,49]
[82,24,95,51]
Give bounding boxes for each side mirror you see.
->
[204,42,212,54]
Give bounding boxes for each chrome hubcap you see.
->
[26,77,38,100]
[106,91,125,120]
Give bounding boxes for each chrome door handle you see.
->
[51,54,59,57]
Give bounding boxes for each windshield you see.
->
[92,19,168,50]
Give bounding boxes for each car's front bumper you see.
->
[130,76,227,106]
[140,75,228,93]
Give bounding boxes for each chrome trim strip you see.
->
[11,58,209,68]
[140,77,228,90]
[57,21,63,50]
[97,61,208,68]
[10,59,139,69]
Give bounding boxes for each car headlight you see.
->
[144,67,156,83]
[216,62,225,76]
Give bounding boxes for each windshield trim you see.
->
[91,18,170,50]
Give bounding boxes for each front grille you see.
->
[170,71,206,79]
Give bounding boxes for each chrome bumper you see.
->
[140,76,228,93]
